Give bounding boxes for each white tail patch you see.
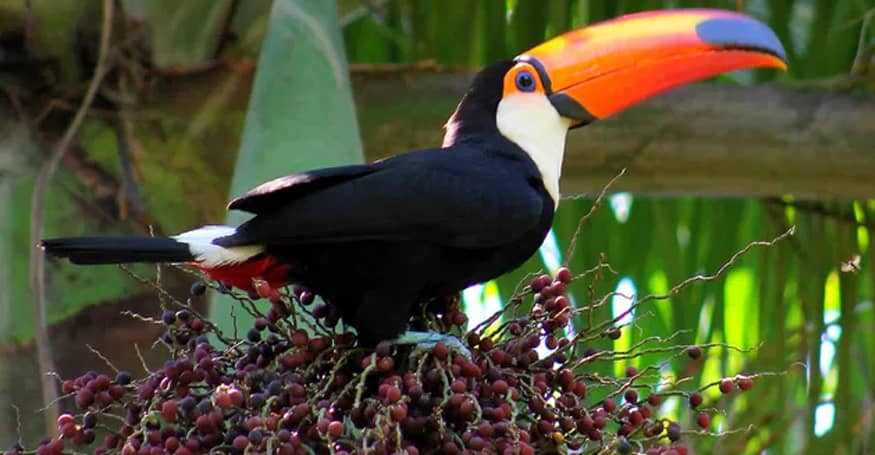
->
[172,225,264,268]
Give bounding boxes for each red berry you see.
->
[292,330,309,348]
[57,413,74,427]
[493,379,509,395]
[59,422,77,438]
[531,274,551,292]
[228,388,245,407]
[385,385,402,403]
[254,280,272,299]
[75,389,94,408]
[232,435,249,450]
[603,398,617,413]
[327,421,344,438]
[432,342,449,359]
[689,392,703,408]
[377,356,395,373]
[719,378,734,394]
[555,267,572,284]
[390,403,408,421]
[214,392,232,408]
[162,400,178,422]
[573,381,587,398]
[629,410,644,426]
[696,411,711,429]
[737,375,754,391]
[164,437,180,451]
[686,346,703,359]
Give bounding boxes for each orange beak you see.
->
[516,9,787,124]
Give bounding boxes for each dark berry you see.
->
[115,371,132,386]
[667,422,682,441]
[82,411,97,429]
[606,326,621,340]
[190,281,207,296]
[248,429,264,445]
[617,437,633,454]
[162,310,177,325]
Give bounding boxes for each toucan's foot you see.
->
[394,331,472,360]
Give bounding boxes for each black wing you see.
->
[228,164,377,214]
[220,147,546,249]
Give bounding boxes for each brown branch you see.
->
[27,0,114,436]
[351,71,875,200]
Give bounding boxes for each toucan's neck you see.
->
[441,102,498,147]
[441,60,568,207]
[442,60,514,148]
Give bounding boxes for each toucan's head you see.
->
[444,9,787,204]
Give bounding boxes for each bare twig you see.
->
[851,8,874,76]
[133,343,153,374]
[11,403,22,445]
[86,344,120,373]
[563,168,626,264]
[632,226,796,309]
[27,0,114,435]
[114,78,150,225]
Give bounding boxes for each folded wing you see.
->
[218,148,546,250]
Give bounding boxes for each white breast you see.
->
[495,93,571,207]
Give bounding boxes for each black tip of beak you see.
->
[696,17,788,62]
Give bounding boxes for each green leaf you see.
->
[129,0,235,69]
[210,0,364,334]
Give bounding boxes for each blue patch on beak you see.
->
[696,17,787,61]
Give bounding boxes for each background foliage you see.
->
[1,0,874,453]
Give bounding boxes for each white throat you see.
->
[496,93,570,207]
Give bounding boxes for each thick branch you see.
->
[351,69,875,200]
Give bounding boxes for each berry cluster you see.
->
[9,266,760,455]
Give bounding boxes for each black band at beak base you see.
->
[549,93,598,125]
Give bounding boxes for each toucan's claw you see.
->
[394,331,472,360]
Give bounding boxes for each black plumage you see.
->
[219,61,554,343]
[41,61,557,344]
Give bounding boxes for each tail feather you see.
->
[40,237,195,265]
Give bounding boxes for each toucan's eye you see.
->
[515,71,536,92]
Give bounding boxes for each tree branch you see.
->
[27,0,114,436]
[351,70,875,200]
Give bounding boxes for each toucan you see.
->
[41,10,787,345]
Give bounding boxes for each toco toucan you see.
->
[42,10,787,345]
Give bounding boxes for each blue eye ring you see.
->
[515,70,536,92]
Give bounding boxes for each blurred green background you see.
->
[1,0,874,453]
